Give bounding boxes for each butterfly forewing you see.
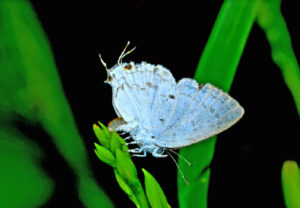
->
[147,66,176,134]
[111,67,143,126]
[110,62,176,132]
[119,63,152,129]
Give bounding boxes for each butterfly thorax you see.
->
[131,128,165,157]
[133,129,155,148]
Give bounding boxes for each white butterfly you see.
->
[100,42,244,158]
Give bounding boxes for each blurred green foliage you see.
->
[282,161,300,208]
[258,3,300,205]
[257,0,300,116]
[0,0,113,207]
[0,126,54,207]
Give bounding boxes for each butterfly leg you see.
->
[128,147,147,157]
[119,131,128,136]
[152,147,168,158]
[124,136,131,141]
[126,141,142,145]
[132,150,147,157]
[127,147,143,153]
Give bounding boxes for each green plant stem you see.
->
[178,1,261,207]
[257,0,300,116]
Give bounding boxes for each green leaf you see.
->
[116,149,139,185]
[122,141,129,153]
[282,160,300,208]
[178,0,260,207]
[178,139,214,208]
[114,169,140,207]
[116,149,149,208]
[111,131,124,155]
[114,132,130,154]
[93,124,110,148]
[114,169,135,197]
[257,0,300,116]
[98,121,113,140]
[142,169,170,208]
[194,0,260,91]
[94,143,116,167]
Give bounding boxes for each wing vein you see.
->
[156,80,187,136]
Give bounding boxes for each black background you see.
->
[29,1,300,207]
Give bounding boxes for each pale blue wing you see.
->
[151,78,201,136]
[156,80,244,148]
[109,62,176,131]
[144,66,177,135]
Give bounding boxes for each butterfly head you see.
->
[99,41,136,84]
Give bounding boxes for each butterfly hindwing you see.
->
[153,78,200,136]
[156,81,244,148]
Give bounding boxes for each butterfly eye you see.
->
[156,147,164,154]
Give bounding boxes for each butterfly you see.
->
[99,42,244,158]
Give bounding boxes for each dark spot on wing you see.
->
[159,118,164,122]
[168,94,175,99]
[163,71,170,76]
[198,83,204,89]
[146,82,159,90]
[146,82,153,88]
[124,64,133,70]
[151,136,155,138]
[153,67,159,73]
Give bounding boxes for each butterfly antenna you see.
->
[166,150,190,185]
[98,53,109,74]
[118,41,136,64]
[166,148,193,167]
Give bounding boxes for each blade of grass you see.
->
[0,1,113,207]
[281,161,300,208]
[142,168,170,208]
[257,0,300,116]
[178,1,261,207]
